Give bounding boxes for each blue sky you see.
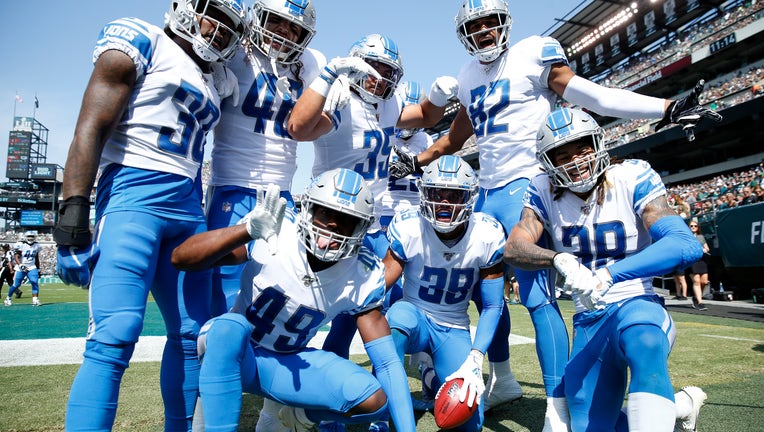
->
[0,0,585,194]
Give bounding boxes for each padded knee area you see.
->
[98,309,146,345]
[386,301,419,334]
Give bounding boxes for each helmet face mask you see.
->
[395,81,425,139]
[167,0,248,62]
[24,231,37,243]
[250,0,316,64]
[299,169,374,262]
[536,108,610,193]
[348,34,404,104]
[455,0,512,63]
[417,155,478,233]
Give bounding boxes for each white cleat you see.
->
[675,386,707,432]
[278,405,317,432]
[32,297,40,306]
[484,375,523,411]
[257,398,290,432]
[3,297,11,306]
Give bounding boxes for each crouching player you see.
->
[172,169,415,432]
[504,108,707,431]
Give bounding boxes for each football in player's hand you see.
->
[434,377,477,429]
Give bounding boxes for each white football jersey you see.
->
[231,211,386,353]
[312,93,403,228]
[94,18,222,179]
[379,131,433,219]
[13,241,40,270]
[524,160,667,313]
[457,36,567,190]
[210,47,325,190]
[387,208,505,329]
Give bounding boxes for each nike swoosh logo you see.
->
[508,187,523,196]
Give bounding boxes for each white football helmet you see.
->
[24,231,37,243]
[299,168,374,262]
[536,107,610,194]
[395,81,425,139]
[417,155,478,233]
[455,0,513,63]
[250,0,316,64]
[166,0,248,62]
[348,34,404,104]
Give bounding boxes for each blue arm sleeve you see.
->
[364,335,416,431]
[472,277,505,354]
[607,215,703,284]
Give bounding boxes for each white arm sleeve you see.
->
[562,75,667,119]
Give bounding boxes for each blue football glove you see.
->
[57,244,100,287]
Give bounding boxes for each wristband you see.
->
[53,196,92,248]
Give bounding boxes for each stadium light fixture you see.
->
[567,3,639,56]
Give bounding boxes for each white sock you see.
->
[543,397,571,432]
[627,392,675,432]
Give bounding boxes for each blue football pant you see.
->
[475,178,569,397]
[387,301,484,432]
[565,295,676,431]
[199,313,387,431]
[7,268,39,297]
[65,211,211,432]
[205,185,294,317]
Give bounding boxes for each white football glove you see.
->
[444,350,485,408]
[310,57,381,97]
[323,76,351,114]
[210,62,240,107]
[428,76,459,107]
[240,184,287,255]
[553,252,602,310]
[578,268,614,311]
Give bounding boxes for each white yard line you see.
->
[698,334,764,343]
[0,328,536,367]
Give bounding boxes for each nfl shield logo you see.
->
[222,201,232,212]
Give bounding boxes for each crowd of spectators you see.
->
[667,162,764,221]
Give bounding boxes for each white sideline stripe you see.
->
[0,328,536,367]
[699,334,764,343]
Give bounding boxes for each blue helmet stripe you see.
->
[547,108,573,137]
[284,0,309,16]
[381,35,399,60]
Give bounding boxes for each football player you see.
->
[206,0,325,316]
[288,36,457,431]
[378,81,434,231]
[389,0,721,427]
[505,107,707,432]
[53,1,247,430]
[383,155,506,432]
[171,169,416,432]
[5,231,41,306]
[0,244,17,300]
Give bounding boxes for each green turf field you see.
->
[1,283,762,431]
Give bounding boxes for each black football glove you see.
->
[53,196,92,248]
[388,146,422,180]
[655,79,723,141]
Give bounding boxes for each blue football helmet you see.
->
[166,0,248,62]
[536,107,609,193]
[455,0,513,63]
[250,0,316,64]
[395,81,425,139]
[417,155,478,233]
[299,168,374,261]
[348,34,404,104]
